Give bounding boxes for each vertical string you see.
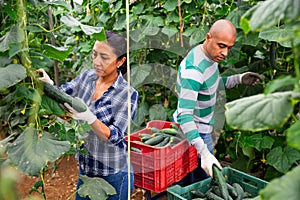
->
[125,0,131,199]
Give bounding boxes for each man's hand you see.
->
[240,72,263,86]
[191,137,222,177]
[64,98,97,124]
[36,68,54,85]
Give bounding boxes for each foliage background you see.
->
[0,0,300,199]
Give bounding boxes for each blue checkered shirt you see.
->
[59,69,138,176]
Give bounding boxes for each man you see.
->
[173,19,262,182]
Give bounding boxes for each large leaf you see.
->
[43,44,72,62]
[130,64,152,88]
[149,104,167,121]
[225,91,296,131]
[0,64,26,90]
[60,15,106,41]
[266,146,300,173]
[0,25,24,52]
[77,175,116,200]
[7,127,70,176]
[264,75,296,94]
[260,166,300,200]
[259,26,300,48]
[286,121,300,151]
[241,0,300,33]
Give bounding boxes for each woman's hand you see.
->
[36,68,54,85]
[64,98,97,124]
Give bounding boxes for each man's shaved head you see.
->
[209,19,236,38]
[202,19,236,62]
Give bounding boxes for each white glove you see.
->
[37,68,54,85]
[64,98,97,124]
[239,72,263,86]
[191,137,222,177]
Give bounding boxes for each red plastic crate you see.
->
[126,120,198,193]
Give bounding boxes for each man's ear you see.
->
[206,33,212,40]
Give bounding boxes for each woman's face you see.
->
[92,40,124,78]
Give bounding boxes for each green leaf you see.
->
[164,0,180,12]
[130,64,152,88]
[43,44,72,62]
[15,86,41,103]
[266,146,300,173]
[241,0,300,32]
[286,121,300,151]
[0,25,25,52]
[7,127,70,176]
[80,24,106,41]
[226,6,249,29]
[259,26,300,48]
[264,75,296,94]
[77,175,116,200]
[236,31,260,46]
[260,166,300,200]
[60,15,105,41]
[0,64,26,90]
[45,0,72,11]
[139,15,164,36]
[149,104,167,121]
[60,15,81,27]
[225,91,295,131]
[41,95,65,116]
[245,133,274,151]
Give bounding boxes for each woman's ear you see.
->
[117,57,126,67]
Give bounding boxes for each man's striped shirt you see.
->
[173,45,240,142]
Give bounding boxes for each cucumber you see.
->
[144,135,165,146]
[150,127,160,133]
[169,136,182,146]
[205,191,225,200]
[160,128,178,136]
[226,183,238,198]
[232,183,244,200]
[42,81,87,112]
[212,164,230,200]
[130,147,142,153]
[190,189,206,198]
[155,136,170,147]
[170,123,179,130]
[140,135,152,142]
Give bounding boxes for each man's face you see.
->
[205,32,236,63]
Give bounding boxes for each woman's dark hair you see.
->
[105,31,127,75]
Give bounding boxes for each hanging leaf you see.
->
[77,175,116,200]
[286,121,300,151]
[149,104,167,121]
[7,127,70,176]
[0,64,26,90]
[260,166,300,200]
[266,146,300,173]
[43,44,72,62]
[259,26,300,48]
[225,91,296,131]
[61,15,106,41]
[241,0,300,33]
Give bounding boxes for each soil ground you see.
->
[16,155,167,200]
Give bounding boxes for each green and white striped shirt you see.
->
[173,44,240,142]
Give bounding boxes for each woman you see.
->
[39,31,138,200]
